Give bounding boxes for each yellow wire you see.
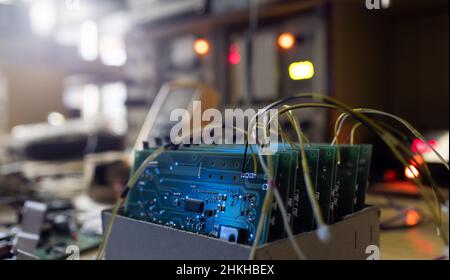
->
[316,95,446,245]
[280,105,327,230]
[101,94,448,259]
[348,120,444,232]
[350,122,362,145]
[96,146,166,259]
[282,105,311,146]
[259,96,447,247]
[336,110,446,213]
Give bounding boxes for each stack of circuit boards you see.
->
[124,144,372,245]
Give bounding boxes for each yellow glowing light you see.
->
[405,165,420,179]
[278,32,295,50]
[288,61,315,80]
[194,38,210,56]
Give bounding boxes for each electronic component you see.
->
[312,145,337,224]
[268,150,298,241]
[124,143,372,245]
[354,145,373,211]
[331,145,361,222]
[290,148,319,234]
[125,148,278,244]
[6,200,102,260]
[185,198,205,213]
[218,225,250,244]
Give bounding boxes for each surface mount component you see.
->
[125,144,372,245]
[126,149,278,244]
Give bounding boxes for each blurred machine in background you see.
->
[1,0,448,149]
[134,80,220,148]
[7,118,124,161]
[125,0,329,144]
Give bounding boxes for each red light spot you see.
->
[383,169,398,181]
[411,138,437,154]
[228,43,241,65]
[405,209,421,226]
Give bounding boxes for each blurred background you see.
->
[0,0,448,260]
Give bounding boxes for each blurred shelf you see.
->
[136,0,326,40]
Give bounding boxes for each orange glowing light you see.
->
[405,210,421,226]
[412,154,424,165]
[404,165,420,179]
[194,38,210,56]
[278,32,295,50]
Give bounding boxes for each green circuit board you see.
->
[178,144,299,241]
[290,148,319,234]
[312,145,338,225]
[34,231,101,260]
[124,143,372,245]
[331,145,361,222]
[268,149,298,241]
[354,145,373,211]
[125,149,279,244]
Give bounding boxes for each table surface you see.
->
[366,193,448,260]
[1,192,448,260]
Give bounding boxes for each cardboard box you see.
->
[101,206,380,260]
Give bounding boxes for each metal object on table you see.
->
[13,201,47,259]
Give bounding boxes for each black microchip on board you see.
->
[185,198,204,213]
[205,210,216,217]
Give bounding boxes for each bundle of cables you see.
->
[96,93,448,260]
